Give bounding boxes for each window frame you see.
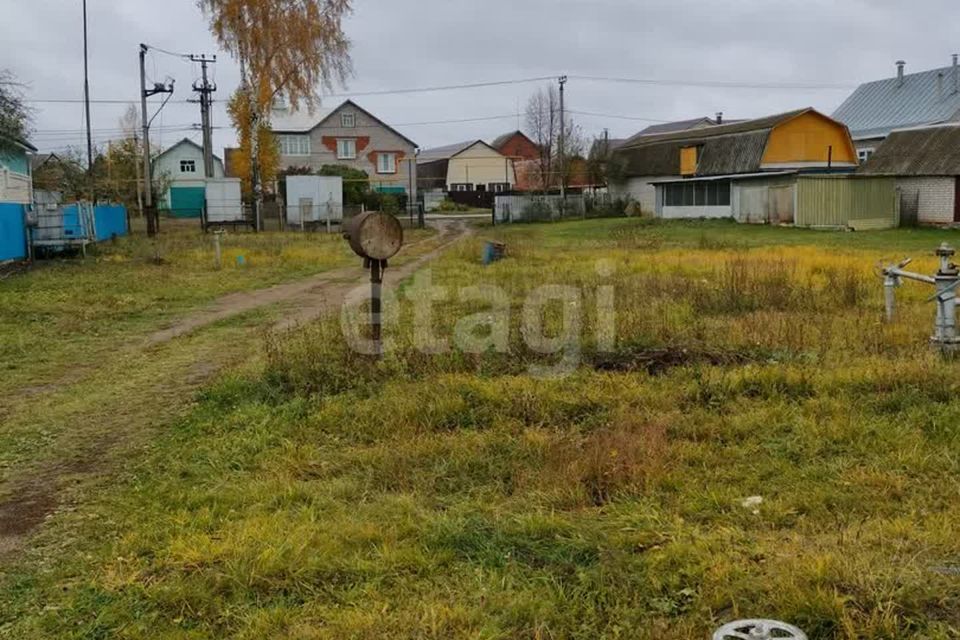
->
[336,138,357,160]
[857,148,875,163]
[340,112,356,128]
[377,152,397,174]
[180,159,196,174]
[278,134,311,156]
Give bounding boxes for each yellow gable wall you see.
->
[446,144,514,187]
[762,112,857,165]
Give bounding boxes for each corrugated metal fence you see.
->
[795,176,899,230]
[0,202,27,261]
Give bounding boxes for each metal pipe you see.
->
[883,267,935,285]
[884,274,899,322]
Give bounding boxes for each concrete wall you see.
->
[897,176,956,225]
[610,176,673,215]
[281,103,417,194]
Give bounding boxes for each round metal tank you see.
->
[343,212,403,260]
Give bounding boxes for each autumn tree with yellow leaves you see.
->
[197,0,353,227]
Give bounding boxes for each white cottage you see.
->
[152,138,225,218]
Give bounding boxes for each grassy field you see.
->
[4,218,960,638]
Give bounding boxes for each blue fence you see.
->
[0,203,27,261]
[93,204,127,240]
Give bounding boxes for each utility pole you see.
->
[139,43,174,237]
[82,0,93,200]
[558,75,567,202]
[190,54,217,179]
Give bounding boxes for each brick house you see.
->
[859,123,960,225]
[491,131,540,191]
[271,99,418,195]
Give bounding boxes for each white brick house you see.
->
[859,124,960,225]
[271,99,418,196]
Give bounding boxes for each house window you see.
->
[489,182,510,193]
[180,160,196,173]
[341,112,356,128]
[377,152,397,174]
[278,134,311,156]
[663,180,730,207]
[337,138,357,160]
[450,183,473,192]
[858,148,875,163]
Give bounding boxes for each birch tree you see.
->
[197,0,352,227]
[524,85,584,192]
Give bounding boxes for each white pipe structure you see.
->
[882,243,960,354]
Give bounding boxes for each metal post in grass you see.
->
[881,243,960,355]
[343,212,404,358]
[212,229,224,270]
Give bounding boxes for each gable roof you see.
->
[833,64,960,140]
[613,108,837,177]
[30,152,61,170]
[270,99,418,148]
[417,140,502,163]
[491,130,536,150]
[859,123,960,176]
[155,137,223,163]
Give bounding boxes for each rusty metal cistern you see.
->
[343,212,404,357]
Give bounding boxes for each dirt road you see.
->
[0,220,471,557]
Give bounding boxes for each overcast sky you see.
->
[6,0,960,158]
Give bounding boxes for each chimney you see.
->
[953,54,958,94]
[715,111,723,125]
[896,60,906,87]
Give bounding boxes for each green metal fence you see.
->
[795,175,899,230]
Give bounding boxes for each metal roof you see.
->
[270,104,333,133]
[417,140,501,163]
[832,64,960,140]
[858,123,960,176]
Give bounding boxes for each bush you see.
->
[437,198,470,213]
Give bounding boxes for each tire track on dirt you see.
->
[0,221,472,558]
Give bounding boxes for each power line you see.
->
[143,43,193,60]
[568,110,672,123]
[568,74,856,90]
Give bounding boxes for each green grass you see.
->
[0,219,434,396]
[4,218,960,638]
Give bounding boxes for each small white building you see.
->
[152,138,225,218]
[859,123,960,225]
[416,140,514,194]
